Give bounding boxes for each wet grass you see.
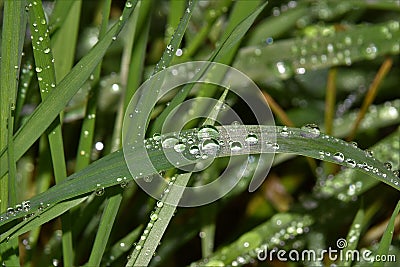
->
[0,1,399,266]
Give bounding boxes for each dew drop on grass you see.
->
[384,162,393,170]
[198,125,219,139]
[280,126,289,137]
[150,212,158,221]
[393,170,400,178]
[144,175,153,183]
[230,141,243,152]
[156,201,163,208]
[201,139,220,155]
[345,159,356,168]
[245,133,258,145]
[173,142,186,153]
[153,133,161,141]
[300,124,321,138]
[125,1,133,8]
[35,67,42,73]
[95,184,105,196]
[365,149,373,157]
[189,145,200,156]
[333,152,344,163]
[162,136,178,149]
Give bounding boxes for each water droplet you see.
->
[362,43,378,59]
[125,1,133,8]
[175,48,183,57]
[300,123,321,138]
[393,170,400,178]
[201,139,220,155]
[333,152,344,163]
[35,67,42,73]
[280,126,289,137]
[144,175,153,183]
[346,159,356,168]
[198,125,219,139]
[365,149,373,157]
[384,162,392,170]
[350,141,358,148]
[275,61,293,78]
[156,201,163,208]
[162,136,178,149]
[245,133,258,145]
[152,133,161,141]
[173,142,186,153]
[95,184,105,196]
[230,141,243,152]
[150,212,158,221]
[189,145,200,156]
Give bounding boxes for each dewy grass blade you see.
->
[0,1,26,264]
[338,207,365,266]
[76,0,111,171]
[373,200,400,267]
[1,125,399,241]
[27,0,74,264]
[234,20,400,83]
[0,0,139,179]
[126,173,192,266]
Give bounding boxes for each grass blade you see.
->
[0,0,139,179]
[373,200,400,267]
[1,124,399,240]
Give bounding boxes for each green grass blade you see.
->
[338,206,365,266]
[1,125,399,240]
[373,200,400,267]
[234,20,400,83]
[126,173,191,266]
[191,213,314,266]
[0,0,138,179]
[0,1,26,264]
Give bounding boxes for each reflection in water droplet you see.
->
[384,162,392,170]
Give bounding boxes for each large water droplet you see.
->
[162,136,179,149]
[198,125,220,139]
[230,141,243,152]
[173,142,186,153]
[300,123,321,138]
[201,139,220,155]
[245,133,258,145]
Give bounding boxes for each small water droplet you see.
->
[35,67,42,73]
[153,133,161,141]
[189,145,200,156]
[156,201,164,208]
[346,159,356,168]
[144,176,153,183]
[150,212,158,221]
[365,149,373,157]
[280,126,289,137]
[125,1,133,8]
[333,152,344,163]
[384,162,392,170]
[95,184,104,196]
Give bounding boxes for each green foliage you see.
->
[0,0,399,266]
